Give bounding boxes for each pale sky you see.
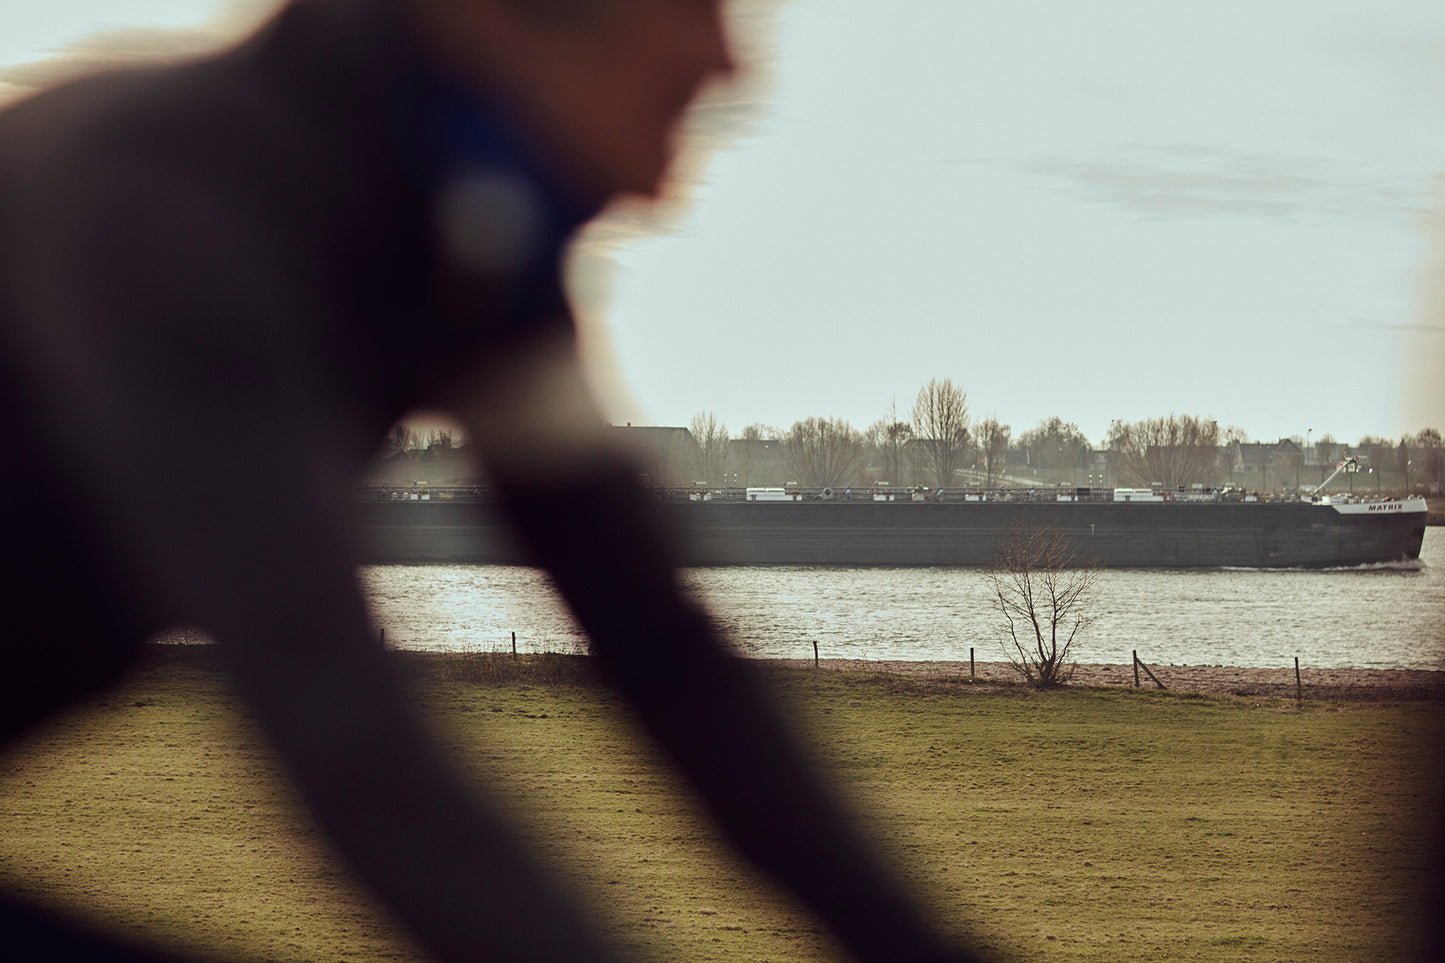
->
[5,0,1442,447]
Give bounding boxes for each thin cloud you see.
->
[941,140,1430,225]
[1017,148,1326,221]
[1345,318,1445,335]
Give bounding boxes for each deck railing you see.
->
[353,484,1400,506]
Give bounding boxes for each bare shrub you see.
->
[985,524,1102,688]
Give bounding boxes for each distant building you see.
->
[1226,439,1303,490]
[608,425,698,488]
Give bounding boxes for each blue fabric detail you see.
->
[390,67,597,332]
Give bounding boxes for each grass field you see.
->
[1,646,1441,962]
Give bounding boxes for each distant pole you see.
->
[1295,656,1302,704]
[813,640,819,669]
[970,647,975,678]
[511,631,517,658]
[1133,650,1140,687]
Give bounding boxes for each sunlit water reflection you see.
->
[361,529,1444,671]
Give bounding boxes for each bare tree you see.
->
[1106,414,1221,488]
[1358,435,1395,492]
[910,378,970,489]
[782,416,864,489]
[1016,416,1089,482]
[976,416,1010,488]
[687,410,731,484]
[1414,427,1442,493]
[985,524,1102,688]
[387,423,418,452]
[865,396,913,485]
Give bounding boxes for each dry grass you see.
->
[1,646,1441,962]
[411,648,596,688]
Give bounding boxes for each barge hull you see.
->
[352,500,1427,569]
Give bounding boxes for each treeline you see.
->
[680,379,1445,494]
[379,381,1443,494]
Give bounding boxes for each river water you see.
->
[361,528,1445,672]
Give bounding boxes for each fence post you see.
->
[511,631,517,659]
[1295,656,1302,704]
[812,640,819,669]
[1133,651,1167,689]
[970,647,975,679]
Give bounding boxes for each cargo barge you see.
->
[351,484,1428,570]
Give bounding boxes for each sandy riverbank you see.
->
[146,644,1445,702]
[761,658,1445,702]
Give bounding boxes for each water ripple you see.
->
[360,529,1443,671]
